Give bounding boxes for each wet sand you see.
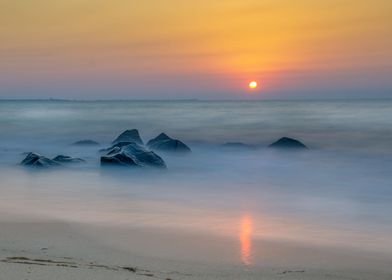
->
[1,215,391,280]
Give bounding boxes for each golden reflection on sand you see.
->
[240,214,253,266]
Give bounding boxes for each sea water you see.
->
[0,99,391,267]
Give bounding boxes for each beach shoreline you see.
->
[1,215,391,280]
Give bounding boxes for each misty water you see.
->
[0,100,392,267]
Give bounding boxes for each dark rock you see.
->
[101,142,166,168]
[21,152,60,168]
[52,155,85,164]
[147,133,171,146]
[268,137,308,149]
[112,129,143,145]
[99,141,136,153]
[72,140,99,146]
[147,133,191,153]
[152,139,191,153]
[221,142,255,150]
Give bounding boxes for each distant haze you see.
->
[0,0,391,99]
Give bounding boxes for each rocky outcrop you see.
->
[268,137,308,150]
[147,133,171,145]
[21,153,86,168]
[20,153,60,168]
[99,141,136,153]
[101,142,166,168]
[147,133,191,153]
[52,155,85,163]
[112,129,143,145]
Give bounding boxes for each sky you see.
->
[0,0,391,99]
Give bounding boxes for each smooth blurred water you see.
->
[0,100,392,266]
[0,99,392,153]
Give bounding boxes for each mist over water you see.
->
[0,100,392,266]
[1,99,392,153]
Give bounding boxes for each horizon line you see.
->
[1,97,392,102]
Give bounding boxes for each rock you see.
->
[221,142,255,150]
[20,152,60,168]
[101,142,166,168]
[52,155,85,164]
[152,139,191,153]
[268,137,308,149]
[99,141,136,153]
[72,140,99,146]
[112,129,143,145]
[147,133,191,153]
[147,133,171,145]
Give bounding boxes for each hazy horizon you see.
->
[1,96,392,101]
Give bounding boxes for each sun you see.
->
[248,81,258,89]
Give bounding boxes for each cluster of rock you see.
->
[19,129,308,169]
[21,152,85,168]
[99,130,191,169]
[100,142,167,168]
[221,137,308,151]
[21,129,191,169]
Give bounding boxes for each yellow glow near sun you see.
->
[249,81,258,89]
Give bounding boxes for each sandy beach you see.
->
[1,214,391,280]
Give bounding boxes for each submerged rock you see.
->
[101,142,166,168]
[221,142,255,150]
[20,152,60,168]
[72,140,99,146]
[268,137,308,150]
[147,133,191,153]
[112,129,143,145]
[52,155,85,164]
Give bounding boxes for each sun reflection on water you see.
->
[240,214,253,266]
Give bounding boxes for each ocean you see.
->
[0,99,391,267]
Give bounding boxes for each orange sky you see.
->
[0,0,391,98]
